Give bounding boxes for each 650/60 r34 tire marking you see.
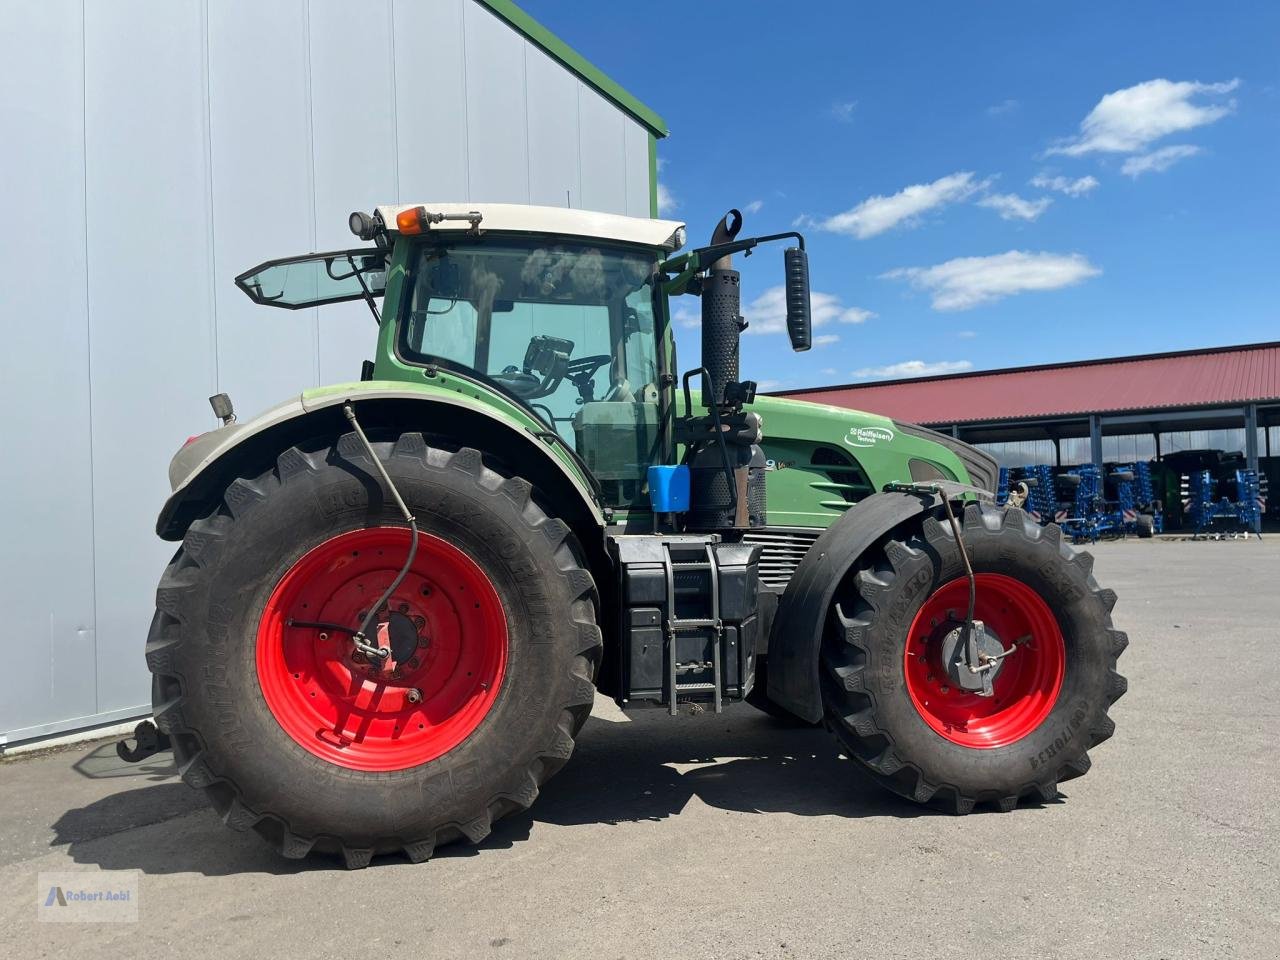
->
[256,527,507,772]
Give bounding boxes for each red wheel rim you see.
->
[903,573,1064,749]
[257,528,507,772]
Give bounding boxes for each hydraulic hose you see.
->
[343,403,419,659]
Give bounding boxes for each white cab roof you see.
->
[375,202,686,251]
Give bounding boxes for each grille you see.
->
[741,527,823,590]
[810,446,874,508]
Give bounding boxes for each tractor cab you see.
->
[237,204,692,509]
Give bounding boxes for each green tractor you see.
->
[140,203,1126,867]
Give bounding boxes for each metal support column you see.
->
[1089,415,1103,473]
[1154,432,1161,462]
[1245,404,1259,474]
[1053,436,1061,467]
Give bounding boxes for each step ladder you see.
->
[662,541,722,716]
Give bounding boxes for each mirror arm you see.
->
[346,254,383,327]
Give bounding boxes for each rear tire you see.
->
[1136,513,1154,538]
[820,502,1127,813]
[146,433,601,866]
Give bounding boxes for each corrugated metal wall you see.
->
[0,0,654,744]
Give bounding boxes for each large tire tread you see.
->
[147,433,602,866]
[820,501,1127,814]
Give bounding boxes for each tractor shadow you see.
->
[51,704,996,876]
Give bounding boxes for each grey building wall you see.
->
[0,0,656,745]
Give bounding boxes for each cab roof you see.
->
[375,203,686,251]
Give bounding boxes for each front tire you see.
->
[146,433,601,866]
[820,502,1127,813]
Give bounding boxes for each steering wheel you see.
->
[563,354,611,403]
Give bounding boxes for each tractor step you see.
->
[610,534,763,713]
[664,540,723,715]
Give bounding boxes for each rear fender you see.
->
[766,489,942,722]
[157,384,605,542]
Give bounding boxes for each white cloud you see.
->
[1048,78,1238,156]
[674,304,700,328]
[657,182,678,215]
[1121,144,1202,177]
[831,100,857,123]
[812,334,841,347]
[1030,173,1099,197]
[820,367,838,376]
[987,98,1019,116]
[741,286,875,334]
[883,250,1101,311]
[742,199,764,215]
[814,172,986,239]
[852,359,974,380]
[977,192,1053,222]
[957,330,977,339]
[756,379,786,391]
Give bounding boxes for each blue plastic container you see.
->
[647,465,691,512]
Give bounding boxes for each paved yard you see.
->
[2,539,1277,959]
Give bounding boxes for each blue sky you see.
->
[520,0,1280,390]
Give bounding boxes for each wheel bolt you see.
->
[414,616,426,629]
[408,657,420,669]
[352,651,367,664]
[406,688,423,704]
[398,602,410,614]
[318,632,329,642]
[940,685,951,694]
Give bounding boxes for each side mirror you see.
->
[784,247,811,352]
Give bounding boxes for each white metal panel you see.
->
[0,1,98,739]
[623,118,651,219]
[577,83,627,215]
[207,0,319,417]
[309,0,398,384]
[463,0,529,203]
[392,0,469,202]
[376,203,682,247]
[0,0,657,744]
[83,0,216,715]
[525,44,579,209]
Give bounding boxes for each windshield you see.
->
[398,237,663,509]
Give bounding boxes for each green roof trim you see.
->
[474,0,669,138]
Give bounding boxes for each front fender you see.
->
[157,381,604,540]
[766,489,942,723]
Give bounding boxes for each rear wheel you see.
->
[820,502,1127,812]
[146,433,601,866]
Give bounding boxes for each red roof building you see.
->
[776,341,1280,468]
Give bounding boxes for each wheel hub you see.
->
[939,620,1010,692]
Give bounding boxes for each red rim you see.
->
[256,527,507,772]
[903,573,1065,749]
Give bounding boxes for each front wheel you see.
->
[820,502,1127,813]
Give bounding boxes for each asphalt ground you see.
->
[2,538,1277,959]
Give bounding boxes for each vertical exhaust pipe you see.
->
[701,209,743,409]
